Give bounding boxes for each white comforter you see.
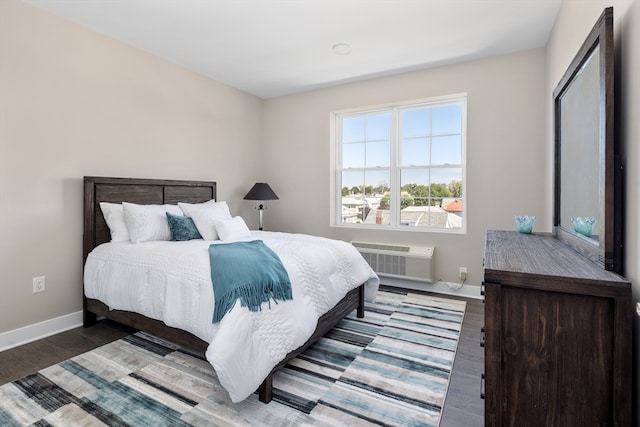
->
[83,231,379,402]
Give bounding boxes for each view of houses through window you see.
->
[335,94,466,231]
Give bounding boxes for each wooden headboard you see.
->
[83,176,217,262]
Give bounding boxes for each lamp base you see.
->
[258,204,264,230]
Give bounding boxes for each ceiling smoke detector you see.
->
[332,43,352,55]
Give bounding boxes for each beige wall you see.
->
[262,49,547,288]
[0,0,264,333]
[545,0,639,415]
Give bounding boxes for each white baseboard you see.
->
[380,277,483,299]
[0,311,83,352]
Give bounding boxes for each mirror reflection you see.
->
[558,45,601,244]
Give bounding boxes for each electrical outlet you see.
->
[33,276,45,293]
[459,267,467,281]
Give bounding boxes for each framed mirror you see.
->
[553,7,621,273]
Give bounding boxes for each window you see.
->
[332,94,466,232]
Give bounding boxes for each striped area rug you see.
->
[0,290,466,427]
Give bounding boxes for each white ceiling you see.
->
[23,0,561,99]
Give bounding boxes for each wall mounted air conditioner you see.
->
[351,241,434,282]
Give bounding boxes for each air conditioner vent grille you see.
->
[352,241,434,282]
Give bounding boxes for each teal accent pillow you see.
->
[166,212,202,241]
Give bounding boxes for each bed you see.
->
[82,176,379,404]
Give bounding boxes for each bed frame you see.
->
[82,176,365,403]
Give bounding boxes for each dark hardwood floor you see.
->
[0,319,135,385]
[0,291,485,426]
[440,293,485,427]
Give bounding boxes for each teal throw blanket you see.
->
[209,240,292,323]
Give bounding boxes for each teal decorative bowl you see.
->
[571,217,596,237]
[515,216,536,234]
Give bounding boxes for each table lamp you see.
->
[243,183,279,230]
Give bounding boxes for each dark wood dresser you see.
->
[482,230,632,427]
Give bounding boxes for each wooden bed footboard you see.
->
[258,284,365,403]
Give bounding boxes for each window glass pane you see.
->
[343,116,364,142]
[366,140,390,167]
[364,170,390,225]
[401,137,430,166]
[342,142,364,168]
[341,170,363,194]
[432,104,462,135]
[400,168,438,228]
[431,167,463,188]
[431,135,462,165]
[364,169,390,195]
[340,170,390,225]
[400,168,429,204]
[431,167,463,229]
[431,167,463,217]
[366,113,391,140]
[400,168,429,185]
[340,170,363,224]
[402,108,430,137]
[399,167,463,229]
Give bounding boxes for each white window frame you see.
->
[330,93,467,233]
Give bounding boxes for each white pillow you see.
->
[213,216,251,241]
[179,201,231,241]
[99,202,130,243]
[122,202,183,244]
[176,199,216,211]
